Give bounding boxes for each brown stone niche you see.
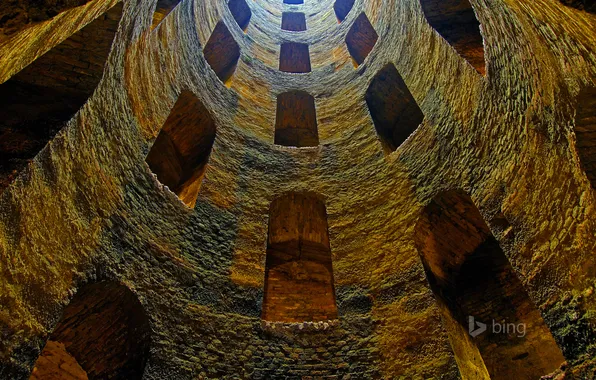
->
[414,190,566,380]
[145,90,216,208]
[262,193,338,323]
[365,63,424,154]
[334,0,355,22]
[151,0,181,31]
[0,3,123,193]
[274,91,319,147]
[345,12,378,66]
[29,282,151,380]
[575,86,596,189]
[203,21,241,85]
[279,43,311,73]
[419,0,486,75]
[229,0,252,32]
[282,12,307,32]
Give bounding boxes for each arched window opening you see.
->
[151,0,182,30]
[203,21,240,85]
[229,0,252,32]
[0,3,123,193]
[282,12,307,31]
[419,0,486,75]
[274,91,318,147]
[334,0,355,22]
[366,63,424,154]
[30,282,151,380]
[145,90,216,208]
[279,42,311,73]
[574,86,596,189]
[262,193,338,322]
[345,13,378,67]
[414,190,565,379]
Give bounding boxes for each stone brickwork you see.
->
[0,0,595,378]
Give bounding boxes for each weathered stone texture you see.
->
[0,0,595,378]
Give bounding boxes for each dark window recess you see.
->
[419,0,486,75]
[262,193,338,322]
[345,12,378,66]
[275,91,318,147]
[151,0,181,30]
[284,0,304,4]
[575,86,596,189]
[282,12,307,31]
[203,21,241,84]
[30,282,151,380]
[279,42,311,73]
[415,190,565,380]
[365,63,424,153]
[334,0,355,22]
[0,4,123,193]
[145,90,216,208]
[229,0,252,31]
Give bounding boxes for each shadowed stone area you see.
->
[575,87,596,189]
[0,3,123,192]
[30,282,151,380]
[274,91,318,147]
[279,42,311,73]
[203,21,240,84]
[420,0,486,75]
[262,193,338,322]
[365,63,424,153]
[151,0,181,30]
[415,190,566,379]
[146,90,216,208]
[229,0,252,31]
[334,0,355,22]
[282,12,307,31]
[345,12,378,66]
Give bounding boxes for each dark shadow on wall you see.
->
[29,282,151,379]
[365,63,424,154]
[229,0,252,31]
[414,190,565,379]
[145,90,216,208]
[151,0,181,30]
[0,3,123,193]
[262,193,338,322]
[274,91,318,147]
[203,21,241,85]
[345,13,378,66]
[574,87,596,189]
[419,0,486,75]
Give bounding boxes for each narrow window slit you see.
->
[145,91,216,208]
[262,193,338,322]
[282,12,307,31]
[229,0,252,32]
[345,13,378,66]
[574,87,596,189]
[151,0,182,30]
[334,0,355,22]
[419,0,486,75]
[29,282,150,380]
[284,0,304,4]
[0,4,123,192]
[414,190,566,380]
[279,43,311,73]
[203,21,240,85]
[365,63,424,153]
[274,91,318,147]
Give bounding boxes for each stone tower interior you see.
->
[0,0,595,378]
